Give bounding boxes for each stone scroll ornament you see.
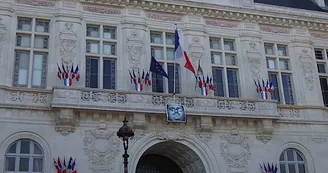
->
[56,63,80,87]
[254,79,275,100]
[128,68,152,92]
[260,162,278,173]
[53,156,77,173]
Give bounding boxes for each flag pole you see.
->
[173,24,177,103]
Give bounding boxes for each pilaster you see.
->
[50,1,83,88]
[120,8,147,91]
[289,27,322,106]
[239,22,265,99]
[181,15,208,96]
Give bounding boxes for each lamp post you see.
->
[117,117,135,173]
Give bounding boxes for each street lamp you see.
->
[117,117,135,173]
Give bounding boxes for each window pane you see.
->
[5,157,15,171]
[166,48,174,60]
[315,49,324,60]
[227,69,239,97]
[296,152,303,161]
[320,77,328,106]
[280,164,286,173]
[103,27,116,39]
[287,149,294,161]
[211,53,222,65]
[210,38,221,50]
[86,58,98,88]
[317,63,326,73]
[20,141,30,154]
[103,59,116,89]
[32,54,43,86]
[282,74,294,105]
[298,164,305,173]
[152,64,164,93]
[87,25,99,37]
[265,44,274,55]
[86,42,99,54]
[268,73,280,102]
[151,47,163,60]
[279,60,289,70]
[18,52,30,86]
[19,158,29,171]
[17,35,31,48]
[212,68,224,97]
[33,158,43,172]
[150,32,162,44]
[267,58,276,69]
[103,43,116,55]
[279,153,284,161]
[8,142,17,153]
[34,143,42,154]
[18,18,32,31]
[288,164,296,173]
[35,20,49,33]
[224,39,235,51]
[34,37,48,49]
[168,64,179,94]
[277,45,287,56]
[225,54,237,65]
[165,34,174,45]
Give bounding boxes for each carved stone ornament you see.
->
[55,114,76,136]
[84,124,121,173]
[10,92,48,103]
[246,42,262,80]
[188,37,205,66]
[260,26,289,34]
[0,18,6,65]
[83,6,121,15]
[311,136,327,144]
[59,22,77,66]
[127,32,144,70]
[16,0,56,7]
[220,129,251,173]
[205,20,238,28]
[299,48,315,90]
[147,12,182,22]
[256,126,273,144]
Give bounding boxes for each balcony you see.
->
[50,86,279,119]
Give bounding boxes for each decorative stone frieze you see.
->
[260,26,289,34]
[310,31,328,39]
[205,19,238,28]
[277,108,301,118]
[146,12,182,22]
[220,129,251,173]
[84,123,121,173]
[246,42,262,80]
[126,32,144,70]
[256,119,273,144]
[299,48,315,90]
[16,0,56,7]
[188,37,205,66]
[83,6,121,14]
[55,109,76,136]
[59,22,77,66]
[311,137,327,144]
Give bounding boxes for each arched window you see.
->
[279,148,306,173]
[5,139,44,173]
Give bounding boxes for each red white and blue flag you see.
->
[174,27,195,74]
[260,163,278,173]
[198,75,214,96]
[129,69,151,92]
[54,157,77,173]
[57,63,80,87]
[254,79,274,100]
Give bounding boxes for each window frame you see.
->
[209,36,239,97]
[4,139,44,173]
[264,42,294,105]
[314,48,328,106]
[150,30,180,94]
[279,149,306,173]
[13,17,49,89]
[85,24,117,89]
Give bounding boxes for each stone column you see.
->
[120,8,147,91]
[289,28,322,106]
[181,15,209,96]
[49,1,84,88]
[239,22,266,99]
[0,0,14,86]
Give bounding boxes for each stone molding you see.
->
[256,119,273,144]
[146,12,182,22]
[15,0,57,7]
[79,0,328,31]
[83,5,121,15]
[55,108,76,136]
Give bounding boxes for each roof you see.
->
[255,0,328,12]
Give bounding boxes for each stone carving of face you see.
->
[166,103,186,122]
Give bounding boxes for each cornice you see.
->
[80,0,328,31]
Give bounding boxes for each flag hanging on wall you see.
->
[53,157,77,173]
[254,79,275,100]
[129,69,152,92]
[260,162,278,173]
[57,63,80,87]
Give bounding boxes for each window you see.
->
[265,43,294,104]
[210,37,239,97]
[5,139,44,173]
[279,149,306,173]
[85,25,117,89]
[314,48,328,106]
[13,18,49,88]
[150,31,179,93]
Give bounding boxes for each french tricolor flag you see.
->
[135,83,142,92]
[174,27,195,74]
[64,78,72,87]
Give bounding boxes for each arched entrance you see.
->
[135,141,206,173]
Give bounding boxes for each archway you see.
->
[135,141,206,173]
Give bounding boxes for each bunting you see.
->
[57,63,80,87]
[53,157,77,173]
[129,69,152,92]
[260,162,278,173]
[254,79,275,100]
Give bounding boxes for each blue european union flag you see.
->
[150,56,169,79]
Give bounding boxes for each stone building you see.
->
[0,0,328,173]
